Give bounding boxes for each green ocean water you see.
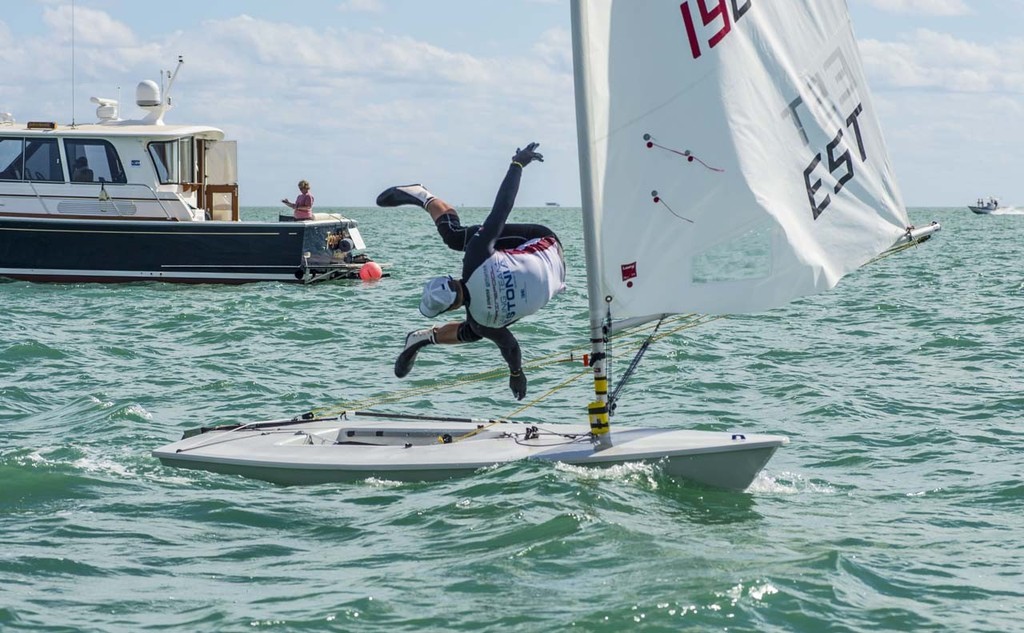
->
[1,206,1022,632]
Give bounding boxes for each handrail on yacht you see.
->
[27,180,178,219]
[25,181,54,214]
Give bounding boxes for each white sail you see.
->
[573,0,910,320]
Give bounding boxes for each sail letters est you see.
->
[803,104,867,220]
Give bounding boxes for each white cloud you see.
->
[533,28,572,73]
[859,29,1024,94]
[337,0,384,14]
[2,7,576,204]
[42,5,137,47]
[856,27,1024,204]
[0,20,13,68]
[857,0,971,15]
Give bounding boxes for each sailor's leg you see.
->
[433,321,470,344]
[376,184,435,209]
[434,212,480,252]
[394,326,436,378]
[376,184,478,250]
[394,321,473,378]
[490,223,558,250]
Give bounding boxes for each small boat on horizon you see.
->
[968,196,1002,215]
[0,57,381,284]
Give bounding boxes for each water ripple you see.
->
[1,208,1022,632]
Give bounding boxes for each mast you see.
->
[570,0,612,448]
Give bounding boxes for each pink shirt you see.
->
[294,192,314,220]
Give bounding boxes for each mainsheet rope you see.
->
[307,313,720,421]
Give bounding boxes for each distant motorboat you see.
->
[545,202,560,207]
[968,196,1002,215]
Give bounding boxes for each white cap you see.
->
[419,276,457,317]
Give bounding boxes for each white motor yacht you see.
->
[0,58,379,284]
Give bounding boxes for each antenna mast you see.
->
[71,0,76,126]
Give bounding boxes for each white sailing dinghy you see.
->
[153,0,939,490]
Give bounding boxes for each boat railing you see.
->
[25,181,179,219]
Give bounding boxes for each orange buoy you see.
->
[359,261,383,281]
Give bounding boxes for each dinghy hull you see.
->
[153,416,787,491]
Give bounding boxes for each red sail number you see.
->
[680,0,752,59]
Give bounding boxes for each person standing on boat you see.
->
[282,180,314,220]
[376,142,565,401]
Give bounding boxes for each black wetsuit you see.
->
[434,164,562,373]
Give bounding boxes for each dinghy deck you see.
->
[153,416,787,490]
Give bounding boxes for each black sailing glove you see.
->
[512,142,544,168]
[509,369,528,401]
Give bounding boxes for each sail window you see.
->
[63,139,127,184]
[147,138,195,184]
[691,223,775,283]
[0,137,62,181]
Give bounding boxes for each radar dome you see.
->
[136,80,161,108]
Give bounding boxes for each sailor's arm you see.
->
[468,322,528,401]
[467,143,544,263]
[479,326,522,374]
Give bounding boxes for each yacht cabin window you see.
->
[63,139,127,184]
[147,138,195,185]
[0,137,63,182]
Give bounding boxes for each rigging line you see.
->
[344,314,720,424]
[506,313,705,370]
[864,239,920,266]
[313,367,507,415]
[350,410,510,425]
[172,420,295,453]
[608,318,665,409]
[511,431,593,447]
[455,364,593,443]
[643,135,725,172]
[864,225,936,267]
[498,315,719,419]
[647,316,725,346]
[503,364,593,420]
[311,314,720,418]
[611,313,702,346]
[508,313,708,373]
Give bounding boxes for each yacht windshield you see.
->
[0,137,63,181]
[63,139,127,184]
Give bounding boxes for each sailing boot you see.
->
[395,327,436,378]
[376,184,435,209]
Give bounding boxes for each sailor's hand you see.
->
[512,142,543,168]
[509,369,528,401]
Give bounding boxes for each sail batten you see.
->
[573,0,917,321]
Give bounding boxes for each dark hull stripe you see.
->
[0,217,362,285]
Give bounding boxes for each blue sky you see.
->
[2,0,1022,208]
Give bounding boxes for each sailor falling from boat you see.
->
[376,142,565,401]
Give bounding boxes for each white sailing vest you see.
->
[465,237,566,328]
